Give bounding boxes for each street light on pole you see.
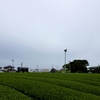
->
[12,59,14,66]
[64,49,67,73]
[12,59,14,72]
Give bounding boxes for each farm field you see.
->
[0,73,100,100]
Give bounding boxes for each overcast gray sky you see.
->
[0,0,100,70]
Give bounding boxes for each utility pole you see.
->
[52,64,53,68]
[57,66,58,70]
[37,65,38,72]
[21,62,23,67]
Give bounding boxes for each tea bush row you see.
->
[17,76,100,96]
[0,84,31,100]
[0,76,100,100]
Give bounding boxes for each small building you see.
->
[42,69,49,72]
[50,68,57,73]
[88,66,100,73]
[0,67,2,70]
[34,68,39,72]
[17,67,29,72]
[0,67,3,72]
[33,68,49,72]
[88,66,97,71]
[4,65,15,72]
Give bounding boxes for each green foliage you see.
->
[63,59,89,73]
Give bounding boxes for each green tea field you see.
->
[0,73,100,100]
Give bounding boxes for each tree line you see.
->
[62,59,89,73]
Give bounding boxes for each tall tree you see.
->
[62,59,89,73]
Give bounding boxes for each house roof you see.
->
[17,67,28,69]
[4,65,15,68]
[89,66,98,68]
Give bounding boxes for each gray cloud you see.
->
[0,0,100,70]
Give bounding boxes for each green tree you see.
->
[62,59,89,73]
